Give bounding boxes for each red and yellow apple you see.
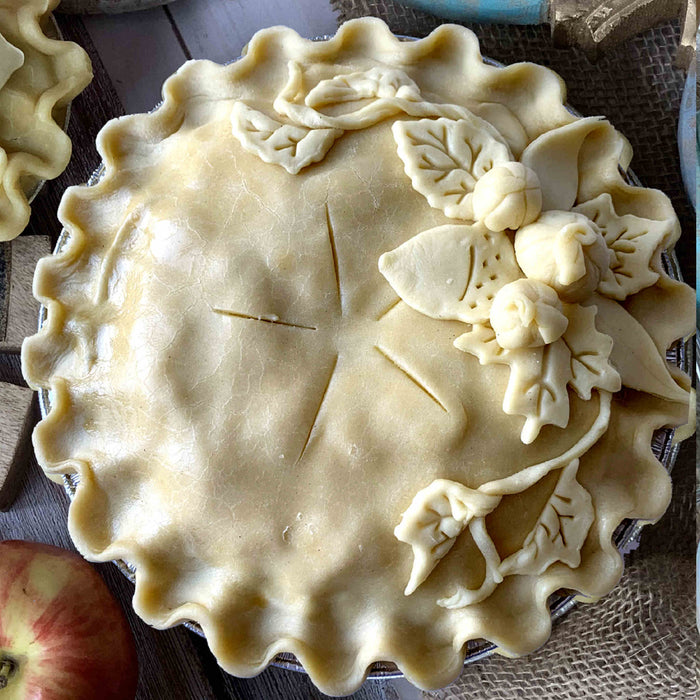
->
[0,540,138,699]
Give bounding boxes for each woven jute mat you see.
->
[332,3,696,698]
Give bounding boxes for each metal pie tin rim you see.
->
[36,38,690,682]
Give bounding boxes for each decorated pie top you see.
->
[0,0,92,241]
[21,19,693,695]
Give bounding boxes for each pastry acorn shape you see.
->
[514,210,610,303]
[489,279,568,349]
[472,162,542,232]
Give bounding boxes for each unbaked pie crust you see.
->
[22,19,693,695]
[0,0,92,241]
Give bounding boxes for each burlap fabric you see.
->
[331,3,696,698]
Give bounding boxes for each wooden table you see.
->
[0,4,694,699]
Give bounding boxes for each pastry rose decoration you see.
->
[514,210,610,302]
[472,162,542,232]
[490,279,568,349]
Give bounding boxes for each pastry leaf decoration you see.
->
[392,118,512,220]
[503,339,572,444]
[560,303,621,400]
[455,328,571,444]
[452,322,509,365]
[305,66,422,109]
[471,102,529,157]
[455,301,620,444]
[398,461,595,608]
[275,61,505,131]
[275,61,422,131]
[586,294,689,405]
[394,479,501,595]
[574,193,677,300]
[262,62,507,168]
[438,516,503,608]
[520,116,606,212]
[231,102,341,174]
[498,459,593,577]
[378,224,521,325]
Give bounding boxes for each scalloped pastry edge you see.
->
[0,0,92,241]
[21,18,690,695]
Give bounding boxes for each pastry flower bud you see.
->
[472,162,542,232]
[490,279,568,349]
[514,210,611,303]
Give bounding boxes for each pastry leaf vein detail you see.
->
[392,118,512,220]
[397,460,594,608]
[231,102,341,174]
[574,193,677,300]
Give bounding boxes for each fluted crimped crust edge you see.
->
[21,18,692,695]
[0,0,92,241]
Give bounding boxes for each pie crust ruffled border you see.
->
[0,0,92,241]
[22,19,694,695]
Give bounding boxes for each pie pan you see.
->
[34,36,690,676]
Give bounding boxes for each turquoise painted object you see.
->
[398,0,548,23]
[676,59,698,309]
[678,60,696,209]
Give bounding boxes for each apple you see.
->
[0,540,138,699]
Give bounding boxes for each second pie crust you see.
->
[0,0,92,241]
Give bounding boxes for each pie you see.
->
[0,0,92,241]
[21,18,694,695]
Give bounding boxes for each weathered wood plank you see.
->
[0,382,34,511]
[59,0,175,12]
[0,236,51,354]
[168,0,338,63]
[81,8,188,113]
[0,353,22,384]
